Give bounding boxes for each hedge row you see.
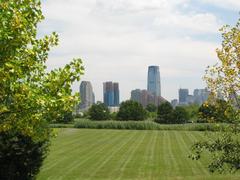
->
[73,119,229,131]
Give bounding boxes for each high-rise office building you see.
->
[131,89,142,103]
[113,83,119,106]
[193,88,210,105]
[103,82,120,107]
[147,66,161,97]
[131,89,167,107]
[79,81,95,110]
[179,88,189,105]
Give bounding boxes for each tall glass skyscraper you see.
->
[178,88,189,105]
[147,66,161,97]
[103,82,120,107]
[79,81,95,110]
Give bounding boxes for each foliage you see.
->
[198,103,217,123]
[88,103,110,120]
[55,111,74,123]
[0,0,84,179]
[0,132,49,180]
[183,104,200,122]
[117,100,147,121]
[172,106,189,124]
[192,18,240,173]
[146,103,157,112]
[155,102,174,124]
[191,127,240,173]
[198,99,234,123]
[74,119,227,131]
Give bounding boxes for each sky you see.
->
[38,0,239,102]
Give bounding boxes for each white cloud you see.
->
[201,0,240,10]
[153,13,220,34]
[39,0,222,101]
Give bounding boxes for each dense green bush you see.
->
[0,132,49,180]
[55,111,74,123]
[198,99,233,123]
[183,104,200,122]
[117,100,147,121]
[172,106,190,124]
[88,103,110,120]
[155,102,174,124]
[146,103,157,112]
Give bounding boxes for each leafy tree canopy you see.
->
[146,103,157,112]
[88,103,110,121]
[191,17,240,173]
[156,102,173,124]
[117,100,147,121]
[0,0,84,179]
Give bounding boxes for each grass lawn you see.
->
[37,129,240,180]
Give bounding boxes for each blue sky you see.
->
[39,0,239,102]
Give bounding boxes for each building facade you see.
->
[179,88,189,105]
[147,66,161,97]
[131,89,166,107]
[193,88,210,105]
[103,82,120,107]
[79,81,95,111]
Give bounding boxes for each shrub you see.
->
[172,106,189,124]
[146,103,157,112]
[74,119,228,131]
[88,103,110,120]
[55,111,74,123]
[156,102,174,124]
[117,100,147,121]
[0,132,49,180]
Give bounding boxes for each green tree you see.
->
[183,104,200,122]
[156,102,173,124]
[0,0,84,179]
[146,103,157,112]
[198,103,217,123]
[191,18,240,173]
[172,106,189,124]
[88,103,110,120]
[117,100,147,121]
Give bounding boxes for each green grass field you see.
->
[37,129,240,180]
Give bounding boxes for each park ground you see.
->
[37,128,240,180]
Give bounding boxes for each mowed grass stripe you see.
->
[40,129,111,173]
[102,131,147,179]
[172,131,195,176]
[166,131,180,175]
[50,129,94,150]
[37,129,240,180]
[183,131,209,175]
[137,131,157,179]
[42,129,105,168]
[117,131,148,180]
[58,130,130,179]
[146,130,158,179]
[85,131,139,179]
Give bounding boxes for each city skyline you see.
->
[81,65,209,104]
[39,0,239,102]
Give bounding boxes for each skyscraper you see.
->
[113,83,120,106]
[79,81,95,110]
[147,66,161,96]
[179,88,189,105]
[103,82,120,107]
[131,89,167,107]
